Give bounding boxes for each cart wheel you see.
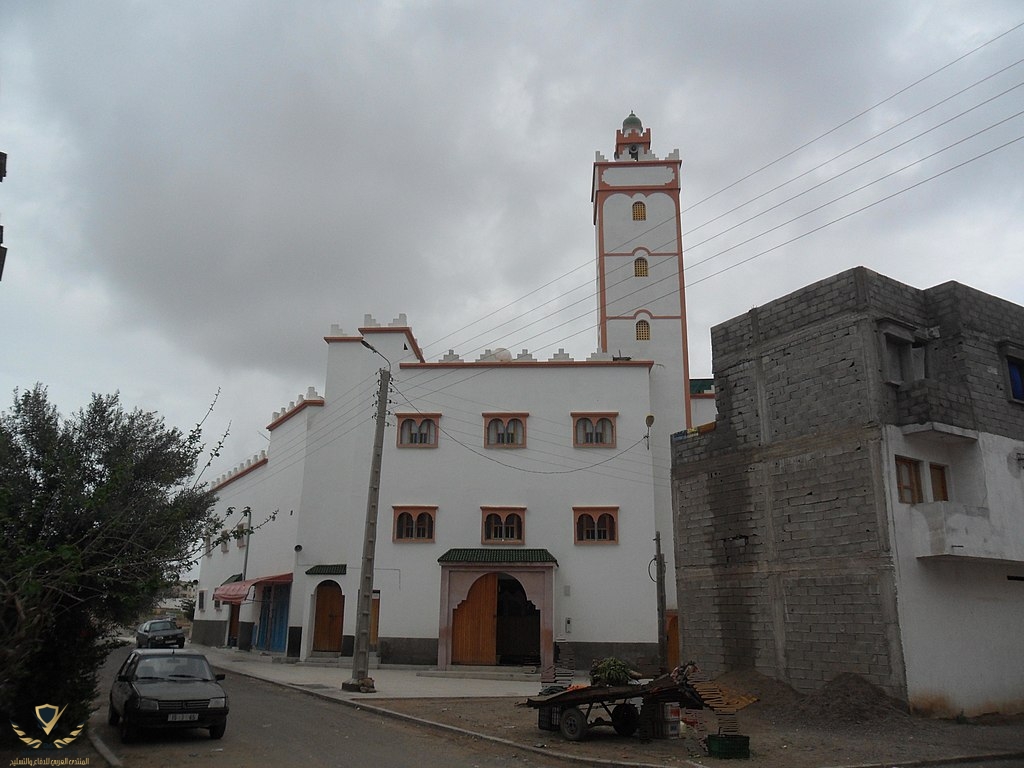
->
[612,702,640,736]
[559,706,588,741]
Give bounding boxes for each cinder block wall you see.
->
[672,268,911,697]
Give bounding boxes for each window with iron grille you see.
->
[634,257,649,277]
[397,414,440,447]
[636,319,651,341]
[572,413,617,448]
[632,201,647,221]
[573,507,619,544]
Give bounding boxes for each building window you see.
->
[573,413,617,448]
[397,414,440,447]
[929,463,949,502]
[573,507,619,544]
[198,590,206,611]
[393,506,437,542]
[204,535,212,557]
[895,456,923,504]
[1008,356,1024,402]
[636,319,651,341]
[220,530,229,553]
[235,521,246,547]
[634,257,648,277]
[632,201,647,221]
[484,414,527,448]
[481,507,525,544]
[879,322,925,384]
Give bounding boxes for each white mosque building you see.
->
[192,114,709,673]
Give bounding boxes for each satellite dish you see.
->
[492,348,513,362]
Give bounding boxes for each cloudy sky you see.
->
[2,1,1022,481]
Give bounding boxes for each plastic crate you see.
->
[537,705,561,731]
[707,734,750,759]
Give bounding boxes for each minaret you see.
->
[592,112,691,426]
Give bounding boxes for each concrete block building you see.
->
[192,114,697,673]
[671,267,1024,716]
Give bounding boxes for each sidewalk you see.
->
[199,644,554,699]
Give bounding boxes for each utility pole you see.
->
[343,352,391,692]
[655,531,668,673]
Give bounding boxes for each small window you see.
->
[484,414,527,448]
[235,521,246,548]
[634,257,649,277]
[929,463,949,502]
[397,414,441,447]
[1008,356,1024,401]
[220,530,229,553]
[632,201,647,221]
[573,413,617,448]
[198,590,206,611]
[636,319,651,341]
[481,507,525,544]
[393,506,437,542]
[895,456,923,504]
[573,507,619,544]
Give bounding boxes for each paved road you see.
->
[91,646,566,768]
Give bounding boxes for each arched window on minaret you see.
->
[636,319,651,341]
[632,201,647,221]
[634,257,649,277]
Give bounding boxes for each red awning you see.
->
[213,572,293,604]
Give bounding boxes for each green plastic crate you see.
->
[707,734,750,759]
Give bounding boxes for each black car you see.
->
[108,648,229,742]
[136,618,186,648]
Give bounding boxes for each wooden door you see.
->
[228,604,240,645]
[452,573,497,665]
[312,581,344,652]
[370,593,380,650]
[666,613,680,670]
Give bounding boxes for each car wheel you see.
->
[107,699,120,726]
[177,639,185,648]
[209,721,226,740]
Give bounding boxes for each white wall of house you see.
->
[883,424,1024,716]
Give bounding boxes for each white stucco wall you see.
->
[883,424,1024,716]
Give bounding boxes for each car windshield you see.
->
[148,621,176,631]
[135,656,214,681]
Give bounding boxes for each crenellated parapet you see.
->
[212,449,269,491]
[266,386,325,431]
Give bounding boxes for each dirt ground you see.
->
[374,671,1024,767]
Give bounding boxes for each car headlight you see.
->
[209,697,226,708]
[138,698,159,711]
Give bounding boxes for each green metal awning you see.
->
[437,548,557,565]
[220,573,243,585]
[305,564,347,575]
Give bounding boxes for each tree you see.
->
[0,385,219,747]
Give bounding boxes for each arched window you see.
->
[636,319,651,341]
[393,506,436,542]
[573,413,617,447]
[576,513,596,542]
[573,506,619,544]
[632,201,647,221]
[397,414,441,447]
[634,257,648,277]
[482,508,525,543]
[485,414,527,447]
[396,512,414,539]
[415,512,434,540]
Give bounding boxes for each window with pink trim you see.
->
[484,413,527,448]
[481,507,525,544]
[393,506,437,542]
[573,507,619,544]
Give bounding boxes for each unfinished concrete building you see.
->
[671,266,1024,716]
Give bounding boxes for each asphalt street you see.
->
[88,645,566,768]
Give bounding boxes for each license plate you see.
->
[168,713,199,722]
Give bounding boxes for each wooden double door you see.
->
[451,573,539,665]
